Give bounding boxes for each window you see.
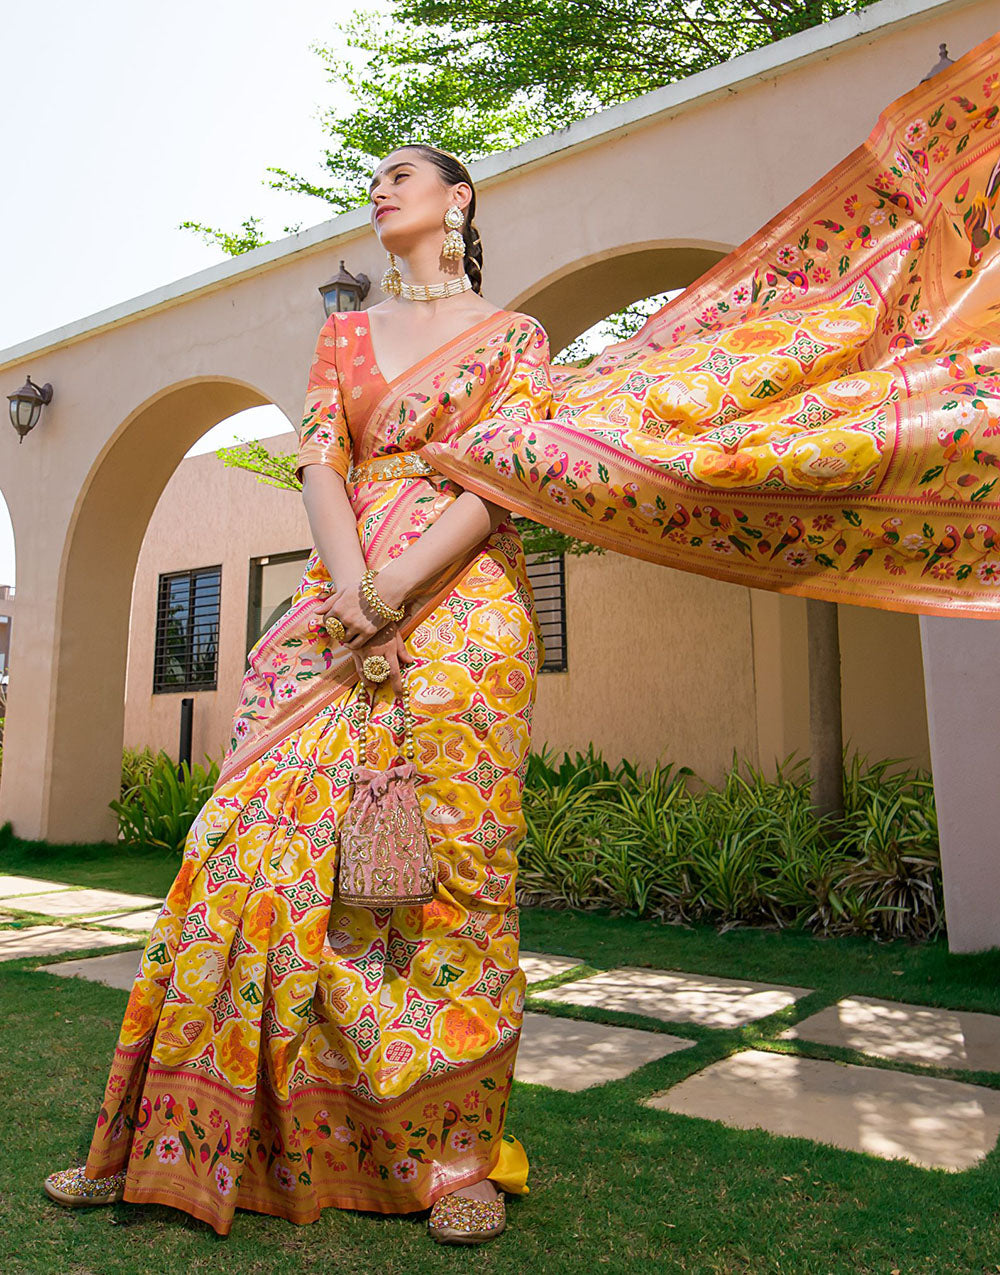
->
[247,550,310,655]
[526,553,567,672]
[153,566,221,693]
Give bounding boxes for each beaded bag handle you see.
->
[355,666,417,767]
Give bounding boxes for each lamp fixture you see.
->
[921,43,955,81]
[7,374,53,443]
[318,260,371,317]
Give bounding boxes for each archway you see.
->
[124,398,298,774]
[514,240,732,355]
[0,488,14,761]
[44,377,273,843]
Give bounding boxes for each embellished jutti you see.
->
[83,310,552,1235]
[425,30,1000,619]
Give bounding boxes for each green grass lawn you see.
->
[3,837,1000,1273]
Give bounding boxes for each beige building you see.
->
[2,0,998,949]
[127,433,930,783]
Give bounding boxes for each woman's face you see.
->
[368,148,470,252]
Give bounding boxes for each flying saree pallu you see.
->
[424,29,1000,619]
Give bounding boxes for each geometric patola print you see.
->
[395,988,443,1039]
[694,346,751,384]
[705,422,752,449]
[340,1005,380,1062]
[209,985,241,1031]
[204,852,247,892]
[467,814,517,855]
[783,330,836,366]
[387,934,422,976]
[452,910,494,952]
[181,905,224,945]
[789,395,838,429]
[446,595,483,624]
[619,370,664,398]
[471,957,515,1008]
[451,643,501,679]
[707,393,746,429]
[457,694,503,740]
[479,866,511,902]
[83,307,544,1233]
[345,949,387,994]
[464,752,507,797]
[267,937,312,985]
[279,873,327,921]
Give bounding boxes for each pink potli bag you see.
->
[336,668,436,906]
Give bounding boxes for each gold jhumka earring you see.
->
[381,252,403,297]
[442,205,466,261]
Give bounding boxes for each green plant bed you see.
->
[519,748,942,943]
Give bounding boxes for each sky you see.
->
[1,0,384,588]
[0,0,667,591]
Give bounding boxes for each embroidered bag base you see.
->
[335,672,436,907]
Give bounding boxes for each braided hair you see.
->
[394,144,484,294]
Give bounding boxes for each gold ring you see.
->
[323,615,347,643]
[362,654,391,684]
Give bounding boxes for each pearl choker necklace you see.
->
[398,273,473,301]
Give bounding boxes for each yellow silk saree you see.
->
[426,30,1000,618]
[79,25,1000,1240]
[84,311,551,1234]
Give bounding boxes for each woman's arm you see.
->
[375,489,508,612]
[308,484,510,677]
[300,463,367,590]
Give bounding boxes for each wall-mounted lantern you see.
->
[318,260,371,317]
[921,43,955,81]
[7,375,53,443]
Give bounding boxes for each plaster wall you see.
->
[126,437,929,786]
[0,0,986,842]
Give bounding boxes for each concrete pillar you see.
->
[919,615,1000,953]
[807,599,844,820]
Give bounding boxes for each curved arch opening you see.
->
[128,390,304,770]
[46,376,294,841]
[513,239,733,356]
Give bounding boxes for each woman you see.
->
[42,24,1000,1244]
[44,143,553,1246]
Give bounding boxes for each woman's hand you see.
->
[310,559,426,650]
[352,627,415,695]
[310,577,383,649]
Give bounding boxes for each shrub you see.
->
[516,748,943,942]
[111,749,220,854]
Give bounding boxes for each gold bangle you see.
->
[360,568,405,625]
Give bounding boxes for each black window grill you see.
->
[526,553,567,672]
[153,566,221,693]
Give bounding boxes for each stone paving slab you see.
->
[514,1010,694,1090]
[535,966,813,1028]
[519,951,584,983]
[644,1049,1000,1171]
[0,926,144,962]
[780,996,1000,1072]
[6,887,163,918]
[93,907,163,931]
[38,948,143,990]
[0,874,77,900]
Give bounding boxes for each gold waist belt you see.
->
[348,452,435,484]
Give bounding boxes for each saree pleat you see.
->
[424,30,1000,618]
[84,311,550,1235]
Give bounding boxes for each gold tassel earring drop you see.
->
[380,252,403,298]
[442,205,466,261]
